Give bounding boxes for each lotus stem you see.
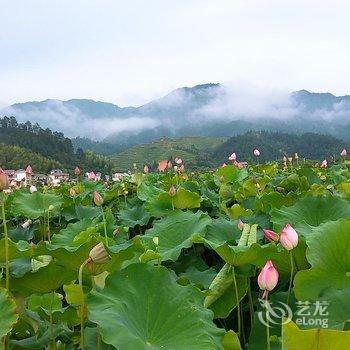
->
[286,250,294,306]
[232,266,241,338]
[79,258,91,350]
[100,207,108,247]
[266,306,270,350]
[1,194,10,291]
[247,281,254,328]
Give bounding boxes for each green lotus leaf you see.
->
[118,205,151,228]
[137,182,164,202]
[62,204,100,222]
[294,219,350,301]
[214,242,279,267]
[11,191,63,219]
[271,195,350,235]
[282,319,350,349]
[217,165,248,184]
[27,292,63,315]
[144,210,212,262]
[226,204,253,219]
[87,263,225,350]
[172,188,202,209]
[0,288,18,347]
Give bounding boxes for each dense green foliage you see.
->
[109,131,348,171]
[0,117,113,173]
[214,131,349,163]
[0,143,62,172]
[0,159,350,349]
[110,136,227,171]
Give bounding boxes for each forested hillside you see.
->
[0,116,113,173]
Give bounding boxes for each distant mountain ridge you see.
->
[2,84,350,154]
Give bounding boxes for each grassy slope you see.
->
[110,137,227,171]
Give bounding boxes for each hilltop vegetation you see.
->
[0,116,112,173]
[110,136,227,171]
[110,131,349,171]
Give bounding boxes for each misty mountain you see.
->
[2,84,350,154]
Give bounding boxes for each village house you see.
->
[48,169,70,186]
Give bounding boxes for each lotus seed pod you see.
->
[89,242,110,264]
[21,219,32,229]
[69,188,76,197]
[152,237,159,246]
[48,205,54,211]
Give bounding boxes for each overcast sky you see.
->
[1,0,349,107]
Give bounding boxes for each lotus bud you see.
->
[219,175,225,182]
[152,237,159,246]
[21,219,32,229]
[173,165,178,171]
[254,149,260,157]
[221,163,227,167]
[294,153,299,160]
[124,190,129,195]
[179,165,185,173]
[69,188,76,197]
[143,165,149,173]
[288,157,293,163]
[88,242,110,264]
[93,191,103,206]
[74,166,81,175]
[258,260,279,292]
[263,229,279,243]
[0,169,9,191]
[113,227,120,236]
[48,205,54,212]
[340,149,347,157]
[25,165,33,174]
[228,152,237,161]
[175,158,183,165]
[168,186,177,197]
[167,161,173,169]
[29,185,37,193]
[276,186,284,193]
[283,156,287,162]
[280,224,298,251]
[237,219,244,231]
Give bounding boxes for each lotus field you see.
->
[1,158,350,349]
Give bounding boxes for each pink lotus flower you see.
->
[167,161,173,169]
[175,157,183,165]
[263,229,279,243]
[222,163,227,167]
[88,171,96,180]
[234,161,248,169]
[320,159,327,168]
[280,224,298,251]
[228,152,237,161]
[25,165,33,174]
[258,260,279,292]
[143,165,149,173]
[254,149,260,157]
[341,149,347,157]
[74,166,81,175]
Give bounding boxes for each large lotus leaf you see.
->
[0,288,18,348]
[254,191,297,213]
[204,217,241,247]
[271,195,350,235]
[144,210,212,262]
[137,182,164,202]
[11,191,63,219]
[117,205,150,228]
[282,319,350,349]
[87,264,225,350]
[172,188,202,209]
[214,242,279,267]
[294,219,350,301]
[217,165,248,184]
[62,204,100,222]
